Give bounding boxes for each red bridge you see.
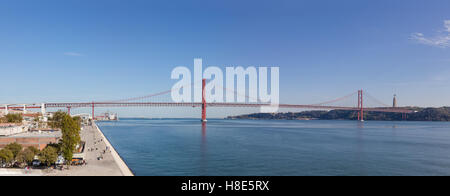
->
[1,79,413,121]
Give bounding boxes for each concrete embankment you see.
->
[93,122,134,176]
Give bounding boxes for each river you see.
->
[97,119,450,176]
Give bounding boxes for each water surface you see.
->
[97,119,450,176]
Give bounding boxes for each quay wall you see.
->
[93,122,134,176]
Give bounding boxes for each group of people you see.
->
[91,133,109,161]
[98,146,111,160]
[24,166,32,174]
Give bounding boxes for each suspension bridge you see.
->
[0,79,413,122]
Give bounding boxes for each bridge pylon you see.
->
[357,90,364,121]
[201,79,207,122]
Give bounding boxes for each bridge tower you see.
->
[393,94,397,108]
[201,79,207,122]
[357,90,364,121]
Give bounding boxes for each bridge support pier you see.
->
[201,79,207,122]
[41,103,46,115]
[357,90,364,121]
[41,103,48,122]
[4,105,8,115]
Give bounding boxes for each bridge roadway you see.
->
[0,102,413,114]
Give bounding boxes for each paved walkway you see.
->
[47,125,129,176]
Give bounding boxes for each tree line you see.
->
[0,143,57,167]
[0,111,81,167]
[0,113,23,123]
[227,107,450,121]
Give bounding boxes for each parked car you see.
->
[32,160,41,167]
[71,159,85,166]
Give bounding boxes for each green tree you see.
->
[60,115,81,164]
[47,112,81,165]
[5,142,23,159]
[39,146,58,166]
[48,111,66,129]
[0,149,14,165]
[16,146,39,165]
[46,143,62,154]
[27,146,40,155]
[4,114,23,123]
[72,116,82,127]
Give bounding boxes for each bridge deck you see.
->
[37,102,413,114]
[0,102,413,114]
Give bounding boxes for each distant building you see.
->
[0,124,27,136]
[0,130,61,150]
[393,94,397,108]
[95,112,118,121]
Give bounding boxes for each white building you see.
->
[0,124,27,136]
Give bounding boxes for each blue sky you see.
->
[0,0,449,117]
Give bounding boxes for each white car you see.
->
[32,160,41,167]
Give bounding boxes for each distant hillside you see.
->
[227,107,450,122]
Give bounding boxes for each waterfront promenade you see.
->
[47,123,133,176]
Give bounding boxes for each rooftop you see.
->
[0,123,21,127]
[5,130,62,138]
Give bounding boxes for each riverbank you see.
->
[46,123,133,176]
[227,107,450,121]
[93,123,134,176]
